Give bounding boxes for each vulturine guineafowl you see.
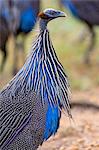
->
[0,0,19,72]
[14,0,40,34]
[0,0,40,74]
[0,8,72,150]
[12,0,40,75]
[60,0,99,64]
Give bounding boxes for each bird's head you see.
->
[38,8,67,30]
[38,8,66,20]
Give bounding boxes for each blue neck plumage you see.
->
[10,26,71,140]
[26,29,61,139]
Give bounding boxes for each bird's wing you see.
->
[0,90,37,149]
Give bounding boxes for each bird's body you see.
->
[60,0,99,64]
[0,9,71,150]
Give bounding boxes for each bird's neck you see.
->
[39,19,48,31]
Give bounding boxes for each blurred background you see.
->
[0,0,99,150]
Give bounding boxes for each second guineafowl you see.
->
[0,0,19,72]
[60,0,99,64]
[12,0,40,74]
[0,8,72,150]
[0,0,40,74]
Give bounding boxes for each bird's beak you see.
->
[38,10,67,19]
[58,11,67,17]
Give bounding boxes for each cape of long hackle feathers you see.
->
[1,28,72,118]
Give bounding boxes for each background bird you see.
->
[59,0,99,64]
[0,15,9,72]
[0,0,19,72]
[0,8,72,150]
[0,0,40,74]
[12,0,40,75]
